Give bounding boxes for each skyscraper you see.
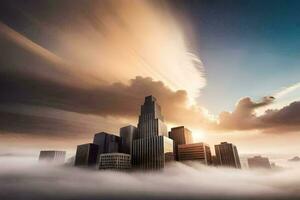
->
[215,142,241,168]
[74,143,99,167]
[132,95,174,170]
[169,126,193,160]
[177,143,212,165]
[248,155,271,169]
[39,150,66,164]
[136,96,168,139]
[120,125,137,154]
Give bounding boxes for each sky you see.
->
[0,0,300,157]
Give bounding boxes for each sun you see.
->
[191,128,206,142]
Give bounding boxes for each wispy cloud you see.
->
[274,82,300,99]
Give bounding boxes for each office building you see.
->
[178,143,212,165]
[215,142,241,168]
[248,155,271,169]
[98,153,131,170]
[93,132,120,162]
[39,150,66,164]
[120,125,137,154]
[136,95,168,139]
[93,132,120,153]
[132,136,174,169]
[132,96,174,170]
[169,126,193,160]
[74,143,99,167]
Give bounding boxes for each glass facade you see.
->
[132,136,173,169]
[120,125,137,154]
[93,132,120,162]
[137,96,167,139]
[133,96,174,170]
[74,143,99,167]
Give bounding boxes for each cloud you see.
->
[0,0,205,102]
[1,158,300,200]
[215,96,300,133]
[0,68,206,137]
[0,0,208,138]
[259,101,300,132]
[274,82,300,99]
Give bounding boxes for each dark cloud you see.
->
[0,70,203,128]
[216,97,300,133]
[259,101,300,132]
[0,110,92,137]
[0,34,204,136]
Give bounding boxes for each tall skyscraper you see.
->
[215,142,241,168]
[169,126,193,160]
[39,150,66,164]
[136,96,168,139]
[132,95,174,170]
[177,143,212,165]
[248,155,271,169]
[74,143,99,167]
[120,125,137,154]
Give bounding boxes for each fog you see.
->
[1,157,300,200]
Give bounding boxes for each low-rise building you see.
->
[178,143,212,165]
[39,150,66,164]
[248,155,271,169]
[98,153,131,170]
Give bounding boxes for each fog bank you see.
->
[0,157,300,200]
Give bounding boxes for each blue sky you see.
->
[177,0,300,114]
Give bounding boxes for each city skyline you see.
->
[72,95,242,170]
[1,1,300,199]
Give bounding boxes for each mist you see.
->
[1,156,300,200]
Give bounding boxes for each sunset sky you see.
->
[0,0,300,157]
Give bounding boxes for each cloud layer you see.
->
[0,69,206,136]
[1,158,300,200]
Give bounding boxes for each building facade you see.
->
[177,143,212,165]
[215,142,241,168]
[93,132,120,163]
[39,150,66,164]
[132,96,174,170]
[169,126,193,160]
[93,132,120,154]
[120,125,137,154]
[248,155,271,169]
[132,136,174,169]
[98,153,131,170]
[74,143,99,167]
[136,96,168,139]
